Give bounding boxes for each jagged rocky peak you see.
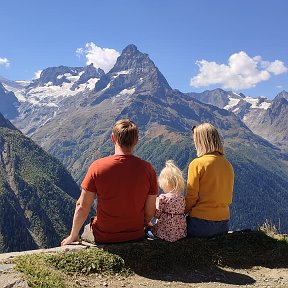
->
[122,44,140,56]
[271,94,288,114]
[274,90,288,101]
[75,64,105,86]
[204,88,244,99]
[110,44,163,75]
[94,44,171,95]
[204,88,228,95]
[194,88,236,108]
[34,66,82,86]
[32,65,104,87]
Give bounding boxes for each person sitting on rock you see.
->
[147,160,187,242]
[185,123,234,238]
[61,119,158,245]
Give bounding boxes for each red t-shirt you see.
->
[81,154,158,243]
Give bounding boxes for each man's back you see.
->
[81,154,158,243]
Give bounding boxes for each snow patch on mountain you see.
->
[112,70,132,79]
[86,78,99,90]
[245,97,272,109]
[119,88,135,96]
[3,71,100,107]
[224,98,241,110]
[223,93,272,111]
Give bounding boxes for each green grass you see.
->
[14,231,288,287]
[14,254,66,288]
[14,248,129,288]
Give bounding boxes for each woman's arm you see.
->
[185,161,200,214]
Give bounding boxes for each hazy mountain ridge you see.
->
[0,113,80,253]
[0,44,288,233]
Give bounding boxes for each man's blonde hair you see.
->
[158,160,185,194]
[192,123,224,157]
[112,119,138,148]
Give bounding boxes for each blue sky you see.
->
[0,0,287,99]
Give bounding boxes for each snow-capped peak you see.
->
[2,65,105,107]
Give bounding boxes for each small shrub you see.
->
[259,219,280,237]
[15,254,65,288]
[46,248,128,275]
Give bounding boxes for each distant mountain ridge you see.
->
[32,64,104,89]
[188,88,288,152]
[1,44,288,233]
[1,64,104,136]
[0,112,79,253]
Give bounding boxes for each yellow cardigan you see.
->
[185,153,234,221]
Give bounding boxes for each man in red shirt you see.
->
[61,119,158,245]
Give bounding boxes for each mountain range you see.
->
[1,44,288,235]
[187,89,288,152]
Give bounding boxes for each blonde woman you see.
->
[185,123,234,238]
[149,160,187,242]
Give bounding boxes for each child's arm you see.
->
[154,195,164,219]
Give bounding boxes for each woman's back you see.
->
[186,153,234,221]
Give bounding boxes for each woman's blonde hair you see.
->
[158,160,185,194]
[192,123,224,157]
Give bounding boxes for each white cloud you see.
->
[190,51,288,90]
[0,57,10,68]
[76,42,120,73]
[34,70,42,79]
[265,60,287,75]
[76,48,83,56]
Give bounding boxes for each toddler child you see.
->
[150,160,187,242]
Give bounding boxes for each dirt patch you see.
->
[1,263,288,287]
[65,266,288,288]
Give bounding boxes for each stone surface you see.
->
[0,241,96,261]
[0,272,29,288]
[0,242,96,287]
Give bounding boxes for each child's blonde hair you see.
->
[158,160,185,194]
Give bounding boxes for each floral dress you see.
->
[152,192,187,242]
